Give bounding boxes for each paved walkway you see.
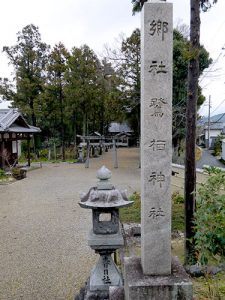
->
[196,148,225,169]
[0,148,140,300]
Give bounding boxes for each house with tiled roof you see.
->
[0,109,41,169]
[204,122,225,148]
[108,122,134,146]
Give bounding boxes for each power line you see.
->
[213,112,225,123]
[211,98,225,114]
[200,42,225,83]
[200,52,223,83]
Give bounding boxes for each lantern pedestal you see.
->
[89,253,123,292]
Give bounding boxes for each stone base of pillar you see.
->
[124,256,193,300]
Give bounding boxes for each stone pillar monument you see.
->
[141,0,172,276]
[124,1,193,299]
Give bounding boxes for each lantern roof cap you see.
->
[79,166,133,209]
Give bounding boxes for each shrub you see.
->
[213,134,223,156]
[39,149,49,160]
[172,191,184,204]
[0,168,6,179]
[11,167,26,180]
[194,167,225,265]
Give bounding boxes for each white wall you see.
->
[205,129,222,147]
[205,129,222,139]
[222,140,225,160]
[12,140,21,156]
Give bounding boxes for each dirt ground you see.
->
[0,147,211,299]
[0,147,140,300]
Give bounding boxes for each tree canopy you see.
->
[131,0,218,14]
[1,24,50,127]
[0,21,212,160]
[105,27,212,143]
[0,24,124,153]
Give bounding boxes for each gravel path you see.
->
[0,148,140,300]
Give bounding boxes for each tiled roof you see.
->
[204,122,224,130]
[108,122,133,133]
[0,109,23,130]
[0,109,41,133]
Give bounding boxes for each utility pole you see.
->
[208,95,211,149]
[184,0,200,265]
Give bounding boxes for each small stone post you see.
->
[85,139,90,168]
[113,138,118,169]
[77,145,84,163]
[54,142,56,161]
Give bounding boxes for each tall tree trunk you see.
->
[184,0,200,265]
[72,112,77,159]
[29,98,37,127]
[59,85,65,161]
[30,98,39,158]
[82,113,86,137]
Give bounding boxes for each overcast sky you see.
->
[0,0,225,117]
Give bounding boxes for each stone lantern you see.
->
[77,144,84,163]
[79,166,133,296]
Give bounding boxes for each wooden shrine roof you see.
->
[0,109,41,134]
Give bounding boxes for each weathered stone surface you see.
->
[90,255,123,292]
[109,286,125,300]
[141,0,173,275]
[88,229,124,250]
[93,209,119,235]
[124,256,193,300]
[79,186,133,209]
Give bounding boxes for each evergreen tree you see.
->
[120,29,141,136]
[38,42,70,160]
[65,45,104,136]
[104,30,141,136]
[1,24,49,127]
[172,29,212,151]
[101,59,125,131]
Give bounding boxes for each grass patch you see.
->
[172,203,184,232]
[120,191,225,299]
[0,168,7,180]
[120,191,184,232]
[120,192,141,223]
[0,168,14,183]
[172,239,225,299]
[193,272,225,300]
